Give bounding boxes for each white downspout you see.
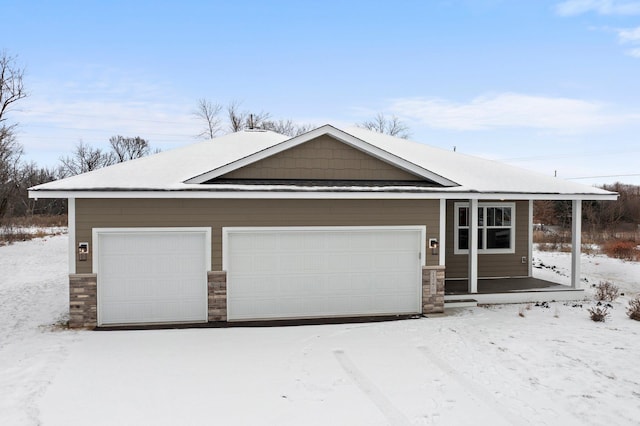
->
[439,199,446,267]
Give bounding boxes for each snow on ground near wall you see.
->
[533,245,640,297]
[0,235,79,425]
[0,235,638,425]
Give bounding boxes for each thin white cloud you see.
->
[389,93,636,132]
[555,0,640,16]
[626,46,640,56]
[617,26,640,42]
[613,26,640,56]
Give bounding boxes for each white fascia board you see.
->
[184,125,458,186]
[29,189,619,201]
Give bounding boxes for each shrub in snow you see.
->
[594,281,620,302]
[627,298,640,321]
[588,306,610,322]
[602,240,639,261]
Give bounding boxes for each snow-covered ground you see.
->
[1,235,639,425]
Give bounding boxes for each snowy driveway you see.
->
[1,235,639,425]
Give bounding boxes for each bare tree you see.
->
[0,51,28,218]
[227,101,245,133]
[227,101,271,132]
[357,113,410,139]
[261,119,314,137]
[533,200,556,225]
[0,50,27,125]
[109,135,151,162]
[0,129,23,217]
[59,141,115,177]
[193,98,222,139]
[14,162,65,217]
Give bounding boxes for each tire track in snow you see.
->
[333,349,411,426]
[417,345,528,426]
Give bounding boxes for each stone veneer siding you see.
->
[422,266,445,314]
[69,274,97,328]
[208,271,227,321]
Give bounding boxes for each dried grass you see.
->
[594,281,620,302]
[627,298,640,321]
[601,240,639,261]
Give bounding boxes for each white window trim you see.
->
[454,202,516,255]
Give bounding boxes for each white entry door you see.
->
[224,226,424,321]
[95,228,210,326]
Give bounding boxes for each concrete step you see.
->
[444,299,478,308]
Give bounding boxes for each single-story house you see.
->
[29,125,617,328]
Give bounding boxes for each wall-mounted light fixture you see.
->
[78,242,89,261]
[429,238,439,256]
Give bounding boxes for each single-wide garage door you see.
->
[95,228,210,326]
[225,226,424,321]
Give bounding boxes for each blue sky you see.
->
[4,0,640,185]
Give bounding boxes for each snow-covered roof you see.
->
[29,125,617,200]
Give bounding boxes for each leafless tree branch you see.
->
[0,50,28,123]
[109,135,151,162]
[193,98,222,139]
[357,112,410,139]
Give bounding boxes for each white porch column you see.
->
[439,199,446,266]
[468,198,478,293]
[528,200,533,277]
[68,198,76,274]
[571,199,582,289]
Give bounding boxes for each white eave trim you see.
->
[29,189,619,201]
[183,124,459,187]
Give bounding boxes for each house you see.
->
[29,125,617,328]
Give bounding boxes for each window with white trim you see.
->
[454,202,515,254]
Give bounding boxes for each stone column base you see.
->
[422,266,445,314]
[69,274,97,328]
[208,271,227,321]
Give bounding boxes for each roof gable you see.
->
[185,125,459,186]
[28,124,617,200]
[214,133,430,183]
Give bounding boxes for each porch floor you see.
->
[443,277,586,305]
[446,277,576,295]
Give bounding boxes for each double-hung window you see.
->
[454,202,515,254]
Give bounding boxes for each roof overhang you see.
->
[183,125,459,187]
[29,189,619,201]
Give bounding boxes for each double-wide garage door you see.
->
[94,226,423,325]
[95,228,210,326]
[225,226,424,321]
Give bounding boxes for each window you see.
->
[454,202,515,254]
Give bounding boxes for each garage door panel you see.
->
[97,229,208,325]
[226,227,423,321]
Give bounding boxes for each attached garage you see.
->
[94,228,211,326]
[30,124,613,328]
[224,226,425,321]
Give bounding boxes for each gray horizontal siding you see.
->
[75,198,440,273]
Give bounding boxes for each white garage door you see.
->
[224,226,424,321]
[95,228,210,326]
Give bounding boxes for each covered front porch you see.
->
[436,198,590,307]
